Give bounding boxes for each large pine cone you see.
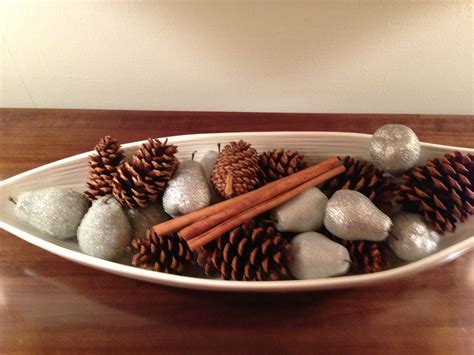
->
[323,156,395,213]
[211,140,261,199]
[112,138,179,208]
[332,236,389,274]
[258,148,307,184]
[84,136,124,201]
[197,219,292,281]
[396,151,474,234]
[128,229,193,275]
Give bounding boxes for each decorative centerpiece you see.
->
[9,124,474,283]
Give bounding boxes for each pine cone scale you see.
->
[414,186,430,199]
[459,174,471,186]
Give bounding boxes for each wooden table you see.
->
[1,110,473,354]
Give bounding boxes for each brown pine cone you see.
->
[112,162,155,209]
[333,236,389,274]
[84,136,124,201]
[128,229,194,275]
[211,140,261,199]
[197,219,292,281]
[132,138,179,192]
[112,138,179,208]
[396,151,474,234]
[258,148,307,184]
[323,156,395,213]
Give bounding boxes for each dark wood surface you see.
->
[0,109,473,354]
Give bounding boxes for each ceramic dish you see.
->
[1,132,473,292]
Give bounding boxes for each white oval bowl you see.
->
[0,131,473,292]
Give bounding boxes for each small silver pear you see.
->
[77,195,131,261]
[271,187,327,233]
[324,190,392,241]
[289,232,350,279]
[388,212,440,261]
[163,160,211,217]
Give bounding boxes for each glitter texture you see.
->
[77,195,131,260]
[199,150,223,203]
[388,212,440,261]
[369,124,420,174]
[199,150,219,181]
[271,187,328,233]
[289,232,350,279]
[126,203,170,240]
[15,187,89,240]
[163,160,211,218]
[324,190,392,241]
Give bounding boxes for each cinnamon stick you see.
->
[179,156,340,240]
[152,156,340,236]
[187,165,345,251]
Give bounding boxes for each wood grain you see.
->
[0,109,473,354]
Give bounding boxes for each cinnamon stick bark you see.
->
[187,165,345,251]
[152,156,340,236]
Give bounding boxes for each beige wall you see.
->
[1,1,472,114]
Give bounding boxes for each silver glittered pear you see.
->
[271,187,327,233]
[388,212,440,261]
[14,187,89,240]
[77,195,131,261]
[369,124,420,174]
[163,160,211,218]
[289,232,350,279]
[324,190,392,241]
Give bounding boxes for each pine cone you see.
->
[396,151,474,234]
[84,136,124,201]
[258,148,307,184]
[197,219,292,281]
[132,138,179,191]
[333,236,389,274]
[112,163,154,208]
[128,230,193,275]
[323,156,395,213]
[211,140,261,199]
[112,138,179,208]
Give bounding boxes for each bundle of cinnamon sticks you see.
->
[152,156,344,251]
